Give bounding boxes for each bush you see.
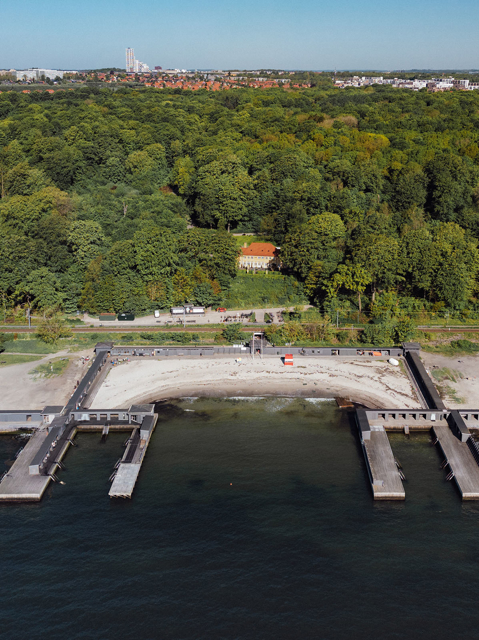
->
[337,330,351,344]
[395,316,416,342]
[450,339,479,353]
[362,317,416,345]
[140,332,157,342]
[222,323,245,344]
[361,322,396,345]
[264,321,306,346]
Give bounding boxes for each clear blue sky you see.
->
[1,0,478,71]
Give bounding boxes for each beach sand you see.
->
[91,355,422,410]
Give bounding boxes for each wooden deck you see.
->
[362,427,405,500]
[433,424,479,500]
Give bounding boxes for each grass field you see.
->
[233,235,270,247]
[422,336,479,356]
[3,339,59,354]
[224,272,307,309]
[0,354,43,367]
[29,357,70,378]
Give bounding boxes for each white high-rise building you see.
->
[126,47,135,73]
[126,47,149,74]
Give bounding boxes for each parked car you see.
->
[216,307,227,312]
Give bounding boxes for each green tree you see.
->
[21,268,65,310]
[353,234,399,296]
[172,268,194,304]
[328,263,372,314]
[3,162,52,196]
[193,282,218,307]
[171,156,195,196]
[68,220,106,268]
[134,224,179,281]
[281,212,346,280]
[426,152,477,222]
[36,310,72,344]
[194,155,254,231]
[126,143,168,193]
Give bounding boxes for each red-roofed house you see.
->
[239,242,280,271]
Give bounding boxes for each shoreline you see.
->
[91,356,422,411]
[146,386,375,409]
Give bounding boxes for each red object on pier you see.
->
[284,354,293,366]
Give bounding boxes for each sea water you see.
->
[0,397,479,640]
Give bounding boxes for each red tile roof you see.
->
[241,242,278,257]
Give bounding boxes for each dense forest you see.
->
[1,85,479,325]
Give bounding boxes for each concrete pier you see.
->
[109,414,157,498]
[0,428,74,501]
[360,425,405,500]
[433,424,479,499]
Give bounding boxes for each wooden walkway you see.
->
[433,424,479,499]
[362,427,405,500]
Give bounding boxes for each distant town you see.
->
[1,47,479,92]
[335,75,479,91]
[0,47,312,91]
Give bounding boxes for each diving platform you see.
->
[433,423,479,499]
[357,411,405,500]
[109,414,157,498]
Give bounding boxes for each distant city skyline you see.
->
[1,0,479,71]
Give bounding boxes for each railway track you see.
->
[0,325,478,334]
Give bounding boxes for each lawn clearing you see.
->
[0,354,43,367]
[29,357,70,379]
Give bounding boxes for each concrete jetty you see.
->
[109,413,157,498]
[433,419,479,500]
[0,427,74,501]
[357,410,405,500]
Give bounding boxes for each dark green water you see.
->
[1,397,479,640]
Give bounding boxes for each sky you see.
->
[1,0,478,71]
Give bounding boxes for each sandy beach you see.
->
[2,350,475,414]
[91,356,422,409]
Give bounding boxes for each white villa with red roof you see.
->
[239,242,281,271]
